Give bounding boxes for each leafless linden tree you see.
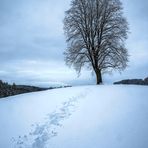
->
[64,0,129,84]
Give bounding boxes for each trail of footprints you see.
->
[12,89,88,148]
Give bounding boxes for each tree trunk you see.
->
[95,69,102,85]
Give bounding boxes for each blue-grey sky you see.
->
[0,0,147,86]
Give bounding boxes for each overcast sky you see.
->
[0,0,147,86]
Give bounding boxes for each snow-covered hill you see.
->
[0,85,148,148]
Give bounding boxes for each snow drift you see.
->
[0,85,148,148]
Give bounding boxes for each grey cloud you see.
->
[0,0,147,86]
[0,0,69,64]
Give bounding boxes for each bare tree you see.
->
[64,0,129,84]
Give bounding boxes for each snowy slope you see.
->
[0,85,148,148]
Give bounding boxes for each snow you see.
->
[0,85,148,148]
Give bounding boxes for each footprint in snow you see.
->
[12,89,88,148]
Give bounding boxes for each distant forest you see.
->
[0,80,71,98]
[0,80,47,98]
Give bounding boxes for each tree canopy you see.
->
[64,0,129,84]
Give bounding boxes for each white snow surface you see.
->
[0,85,148,148]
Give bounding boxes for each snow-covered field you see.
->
[0,85,148,148]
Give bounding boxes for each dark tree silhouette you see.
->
[64,0,129,84]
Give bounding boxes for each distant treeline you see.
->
[0,80,48,98]
[0,80,71,98]
[114,77,148,85]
